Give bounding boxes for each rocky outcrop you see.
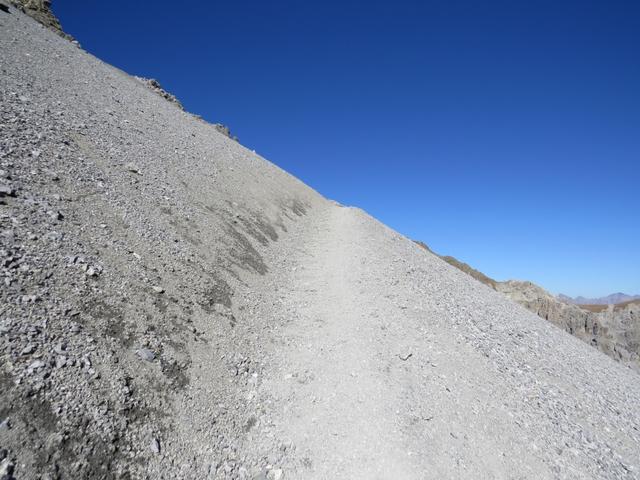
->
[597,301,640,363]
[213,123,239,142]
[416,243,640,371]
[134,77,184,110]
[7,0,74,42]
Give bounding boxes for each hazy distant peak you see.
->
[558,292,640,305]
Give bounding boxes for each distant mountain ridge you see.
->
[558,292,640,305]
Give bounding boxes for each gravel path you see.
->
[261,204,418,479]
[1,5,640,480]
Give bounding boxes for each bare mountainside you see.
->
[416,244,640,371]
[2,6,640,480]
[496,281,640,371]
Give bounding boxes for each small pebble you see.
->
[136,348,155,362]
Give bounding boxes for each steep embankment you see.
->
[2,5,640,480]
[0,6,322,478]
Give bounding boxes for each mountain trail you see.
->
[262,204,417,478]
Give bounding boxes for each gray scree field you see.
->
[1,6,640,480]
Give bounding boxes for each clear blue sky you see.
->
[54,1,639,297]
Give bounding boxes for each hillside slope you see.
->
[0,6,323,478]
[496,281,640,369]
[418,240,640,372]
[2,6,640,480]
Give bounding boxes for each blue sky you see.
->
[54,1,639,297]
